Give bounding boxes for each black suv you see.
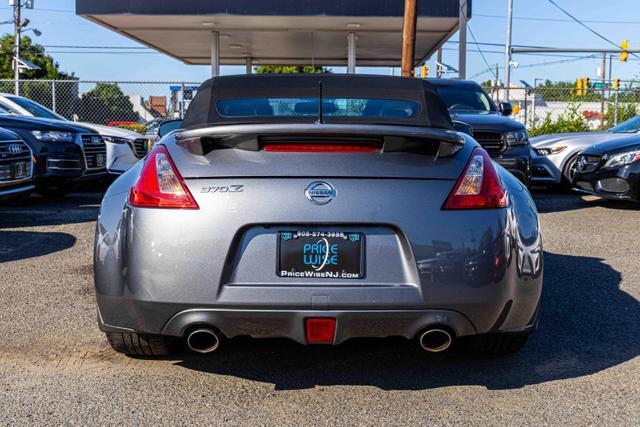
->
[429,79,532,186]
[0,127,34,202]
[0,115,107,196]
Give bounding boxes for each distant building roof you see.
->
[76,0,471,66]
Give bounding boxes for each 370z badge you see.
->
[200,185,244,193]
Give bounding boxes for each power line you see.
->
[545,0,638,59]
[475,13,640,25]
[468,24,496,79]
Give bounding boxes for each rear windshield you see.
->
[216,98,421,119]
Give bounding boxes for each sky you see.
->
[0,0,638,85]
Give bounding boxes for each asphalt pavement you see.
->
[0,190,638,425]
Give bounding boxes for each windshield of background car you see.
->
[216,98,421,119]
[436,86,495,113]
[609,115,640,133]
[6,96,66,121]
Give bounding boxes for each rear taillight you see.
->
[442,147,509,210]
[263,143,380,153]
[129,145,198,209]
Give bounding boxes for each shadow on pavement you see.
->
[0,230,77,263]
[0,192,102,229]
[174,251,639,390]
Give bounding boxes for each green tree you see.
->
[77,83,139,125]
[254,65,328,74]
[0,34,73,79]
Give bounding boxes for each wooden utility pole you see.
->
[401,0,417,77]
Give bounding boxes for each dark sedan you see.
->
[573,136,640,202]
[0,115,107,197]
[0,127,34,202]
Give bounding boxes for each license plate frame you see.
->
[13,161,30,179]
[277,230,365,279]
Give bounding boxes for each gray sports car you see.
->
[531,115,640,188]
[94,75,543,357]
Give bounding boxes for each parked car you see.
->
[144,117,182,143]
[531,115,640,188]
[0,127,34,202]
[0,115,107,197]
[428,78,532,186]
[95,74,542,357]
[573,135,640,202]
[0,93,147,175]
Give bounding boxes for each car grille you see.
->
[577,155,601,173]
[472,131,505,154]
[0,140,32,184]
[133,138,149,159]
[81,134,107,171]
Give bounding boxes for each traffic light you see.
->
[614,78,620,90]
[583,76,590,90]
[620,40,629,62]
[575,78,584,96]
[421,65,429,78]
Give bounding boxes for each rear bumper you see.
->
[98,304,538,344]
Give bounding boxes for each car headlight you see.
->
[103,136,129,145]
[505,130,529,146]
[603,150,640,168]
[31,130,75,143]
[535,146,567,156]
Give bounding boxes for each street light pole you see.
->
[13,0,21,95]
[504,0,513,102]
[401,0,417,77]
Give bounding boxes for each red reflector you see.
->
[263,143,379,153]
[129,145,199,209]
[442,147,510,210]
[305,318,336,344]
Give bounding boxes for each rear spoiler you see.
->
[175,123,466,157]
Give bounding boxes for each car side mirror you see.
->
[158,119,183,138]
[499,102,513,116]
[452,121,473,136]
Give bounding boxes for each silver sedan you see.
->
[531,115,640,188]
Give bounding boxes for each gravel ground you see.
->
[0,190,638,425]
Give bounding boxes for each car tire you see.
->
[561,155,579,190]
[463,332,530,355]
[106,332,177,356]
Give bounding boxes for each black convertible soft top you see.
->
[182,74,454,130]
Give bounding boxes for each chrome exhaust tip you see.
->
[419,328,453,353]
[186,328,220,353]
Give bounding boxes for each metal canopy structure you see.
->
[76,0,470,74]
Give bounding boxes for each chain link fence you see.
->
[4,78,640,137]
[0,79,202,131]
[487,83,640,135]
